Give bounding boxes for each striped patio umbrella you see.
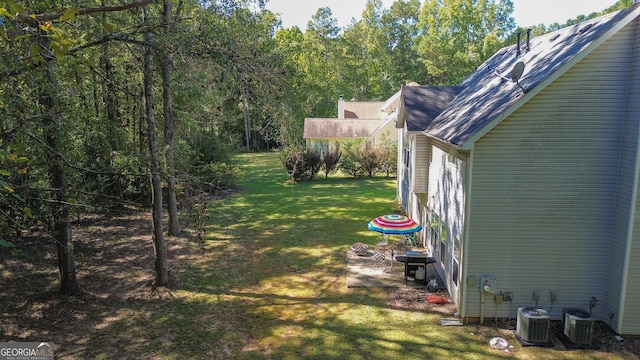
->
[367,214,423,235]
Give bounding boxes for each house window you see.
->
[430,213,440,250]
[447,153,457,166]
[440,222,447,264]
[403,134,411,168]
[453,236,460,262]
[453,236,460,286]
[314,140,328,154]
[452,259,459,285]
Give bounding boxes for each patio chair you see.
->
[371,251,387,269]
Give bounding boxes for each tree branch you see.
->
[35,0,156,22]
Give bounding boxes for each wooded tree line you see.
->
[1,0,632,293]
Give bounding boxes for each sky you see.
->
[263,0,620,31]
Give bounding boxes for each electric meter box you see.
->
[480,274,497,294]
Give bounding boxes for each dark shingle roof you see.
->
[400,86,463,132]
[424,4,640,149]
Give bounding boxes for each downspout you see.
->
[460,148,474,323]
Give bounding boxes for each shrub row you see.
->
[281,140,397,181]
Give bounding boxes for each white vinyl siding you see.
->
[463,24,634,321]
[427,142,466,307]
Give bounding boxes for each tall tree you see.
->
[305,7,340,116]
[143,5,169,286]
[416,0,516,85]
[160,0,181,235]
[39,35,81,295]
[273,26,309,146]
[357,0,388,99]
[381,0,425,86]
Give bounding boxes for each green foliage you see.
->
[279,146,324,181]
[187,129,232,166]
[338,140,366,178]
[0,145,32,243]
[360,146,383,178]
[512,0,632,36]
[416,0,516,85]
[379,141,398,177]
[0,0,628,257]
[302,148,322,180]
[321,146,341,179]
[110,152,150,203]
[336,139,396,179]
[280,145,306,181]
[192,162,242,195]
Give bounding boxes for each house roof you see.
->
[342,101,386,119]
[303,118,385,139]
[397,86,463,132]
[423,3,640,150]
[381,82,421,114]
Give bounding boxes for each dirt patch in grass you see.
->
[386,287,457,316]
[0,208,203,358]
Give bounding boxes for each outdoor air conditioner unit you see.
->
[563,308,595,345]
[516,307,551,344]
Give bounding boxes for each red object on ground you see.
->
[427,295,448,304]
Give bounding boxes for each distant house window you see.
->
[430,213,440,250]
[403,134,411,168]
[453,236,460,286]
[431,211,448,265]
[365,140,373,149]
[440,222,447,263]
[453,236,460,262]
[452,259,459,285]
[314,140,328,154]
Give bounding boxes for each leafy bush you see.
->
[0,147,31,245]
[379,142,398,177]
[338,140,365,178]
[360,147,383,178]
[193,162,242,194]
[302,148,322,180]
[280,146,305,181]
[188,129,231,165]
[322,146,341,179]
[280,146,323,181]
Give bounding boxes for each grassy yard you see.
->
[2,151,635,359]
[158,152,629,360]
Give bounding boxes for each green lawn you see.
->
[94,151,631,359]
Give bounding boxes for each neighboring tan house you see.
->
[396,3,640,335]
[303,95,400,154]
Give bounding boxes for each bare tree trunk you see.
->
[40,41,81,295]
[161,0,181,235]
[241,77,251,151]
[144,6,169,287]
